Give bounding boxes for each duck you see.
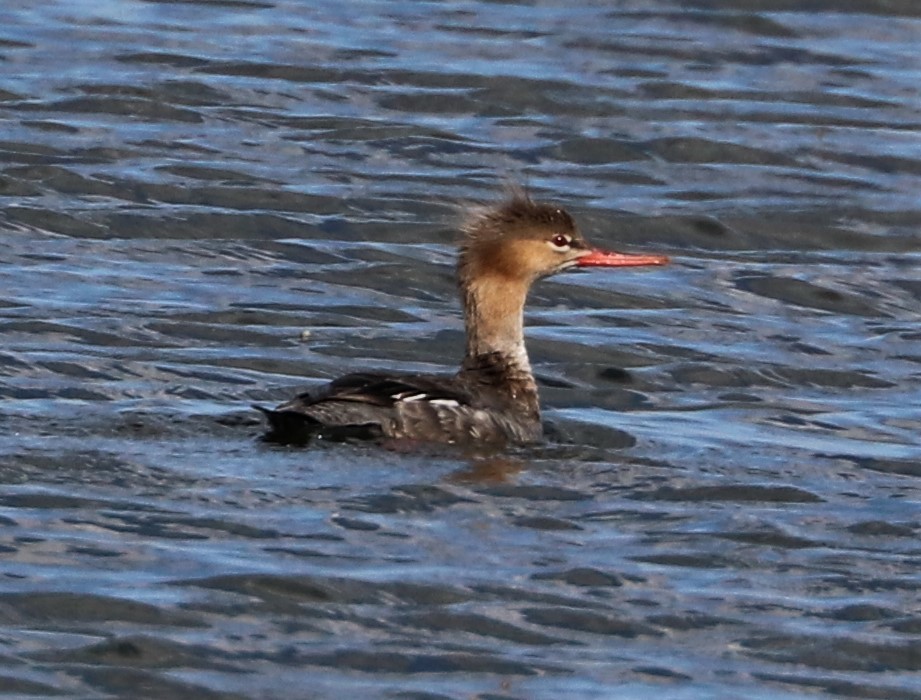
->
[257,188,668,446]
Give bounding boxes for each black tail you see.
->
[252,406,383,445]
[252,405,321,445]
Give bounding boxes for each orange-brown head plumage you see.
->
[458,188,588,287]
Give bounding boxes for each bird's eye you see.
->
[549,234,571,250]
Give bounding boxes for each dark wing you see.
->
[256,371,474,444]
[281,372,474,409]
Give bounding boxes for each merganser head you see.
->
[459,188,668,286]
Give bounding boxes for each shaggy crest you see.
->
[461,187,577,244]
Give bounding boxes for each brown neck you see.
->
[461,273,532,374]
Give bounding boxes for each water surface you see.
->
[1,1,919,698]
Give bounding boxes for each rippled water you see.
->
[1,1,920,698]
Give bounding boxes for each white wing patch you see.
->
[392,391,459,408]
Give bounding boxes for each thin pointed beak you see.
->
[576,249,670,268]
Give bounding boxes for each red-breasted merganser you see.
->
[258,189,668,446]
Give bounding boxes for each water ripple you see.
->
[0,1,919,698]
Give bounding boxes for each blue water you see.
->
[0,2,919,698]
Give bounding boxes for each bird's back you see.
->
[258,364,541,446]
